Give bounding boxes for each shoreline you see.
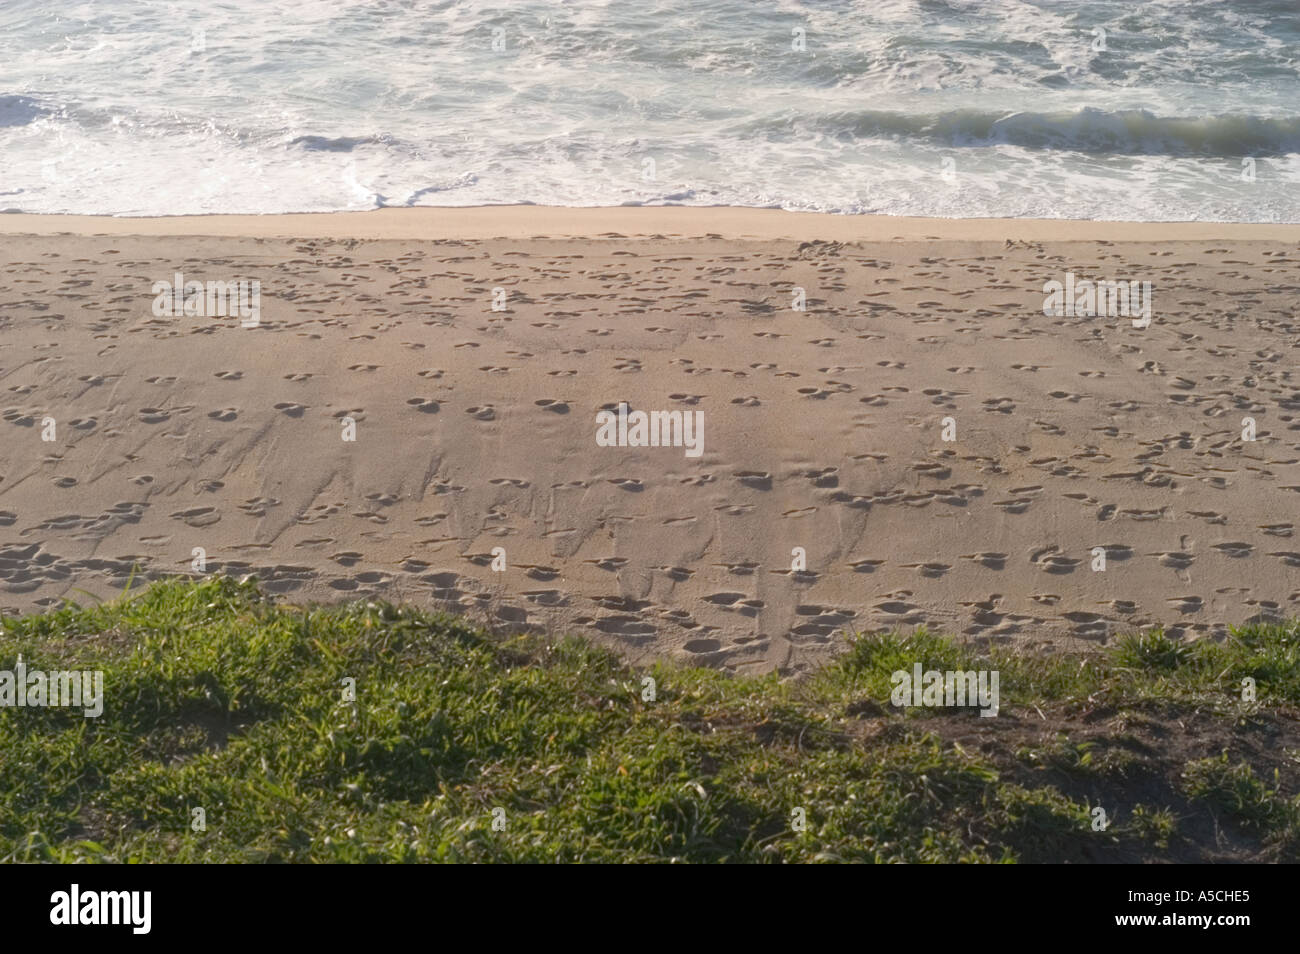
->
[2,206,1298,242]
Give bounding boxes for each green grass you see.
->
[1183,755,1300,836]
[1,576,1297,863]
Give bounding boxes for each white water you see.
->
[2,0,1298,220]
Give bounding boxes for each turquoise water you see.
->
[2,0,1298,219]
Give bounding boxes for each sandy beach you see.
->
[1,208,1297,672]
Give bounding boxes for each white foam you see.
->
[1,0,1296,220]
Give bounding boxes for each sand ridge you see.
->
[1,225,1298,672]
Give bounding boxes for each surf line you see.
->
[595,401,704,459]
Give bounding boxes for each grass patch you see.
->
[1182,754,1300,848]
[1,577,1297,863]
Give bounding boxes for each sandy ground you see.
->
[0,209,1297,673]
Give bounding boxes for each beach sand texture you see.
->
[1,211,1297,673]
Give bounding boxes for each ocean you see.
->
[2,0,1298,220]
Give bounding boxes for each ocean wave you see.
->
[793,108,1300,157]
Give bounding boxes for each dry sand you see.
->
[1,208,1297,672]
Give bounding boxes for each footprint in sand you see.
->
[657,565,694,581]
[912,461,951,479]
[800,467,832,488]
[873,598,919,617]
[683,639,722,655]
[1030,546,1080,574]
[1166,596,1204,613]
[1153,551,1195,570]
[170,506,220,528]
[297,502,342,524]
[903,562,951,578]
[1211,542,1254,558]
[240,497,280,516]
[715,504,754,516]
